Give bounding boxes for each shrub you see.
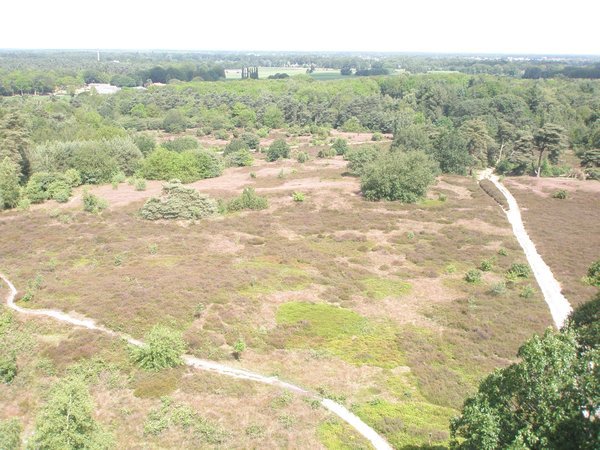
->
[224,138,249,155]
[344,145,381,175]
[0,418,21,450]
[257,127,269,138]
[162,110,187,133]
[139,180,218,220]
[138,148,222,183]
[240,132,260,149]
[296,151,310,163]
[225,187,268,212]
[479,179,509,209]
[214,129,229,140]
[226,149,254,167]
[47,179,72,203]
[372,132,384,141]
[63,168,82,187]
[130,325,186,371]
[361,151,440,202]
[133,133,156,155]
[25,172,54,203]
[507,263,531,279]
[317,147,337,159]
[0,353,17,383]
[341,117,364,132]
[134,178,147,191]
[162,136,198,152]
[82,191,108,214]
[479,258,494,272]
[17,198,31,211]
[465,269,482,283]
[292,192,305,202]
[552,189,568,199]
[490,281,507,296]
[520,285,535,298]
[266,139,290,161]
[585,259,600,287]
[332,138,349,155]
[498,248,508,256]
[232,338,246,360]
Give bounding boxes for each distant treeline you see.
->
[523,64,600,79]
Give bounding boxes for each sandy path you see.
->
[479,170,572,328]
[0,272,392,450]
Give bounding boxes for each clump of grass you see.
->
[148,243,158,254]
[292,191,305,202]
[296,151,309,163]
[497,248,508,256]
[464,269,482,284]
[134,178,147,191]
[82,191,108,214]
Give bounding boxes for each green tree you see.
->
[130,325,186,371]
[0,113,30,179]
[0,158,21,210]
[431,127,472,175]
[460,118,495,167]
[532,124,567,177]
[30,377,112,449]
[262,105,284,129]
[162,110,187,133]
[450,299,599,450]
[360,151,439,202]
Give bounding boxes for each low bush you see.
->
[552,189,568,199]
[292,192,305,202]
[240,132,260,149]
[223,139,249,155]
[479,179,509,209]
[47,179,72,203]
[63,168,82,187]
[162,136,199,152]
[296,151,309,163]
[139,180,218,220]
[82,191,108,214]
[361,151,439,202]
[372,132,384,141]
[490,281,507,296]
[226,149,254,167]
[520,285,535,298]
[138,148,222,183]
[134,178,147,191]
[317,147,337,158]
[266,139,290,161]
[130,325,186,371]
[0,353,17,383]
[465,269,482,284]
[585,259,600,287]
[507,263,531,279]
[479,258,494,272]
[224,187,268,212]
[0,418,21,450]
[332,138,349,155]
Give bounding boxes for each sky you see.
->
[1,0,599,55]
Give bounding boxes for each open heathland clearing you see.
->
[0,147,562,448]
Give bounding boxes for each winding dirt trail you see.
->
[0,272,392,450]
[479,170,572,328]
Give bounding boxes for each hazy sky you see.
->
[2,0,598,54]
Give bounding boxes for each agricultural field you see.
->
[224,67,346,80]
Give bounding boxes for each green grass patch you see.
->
[236,258,310,297]
[352,399,456,448]
[318,419,370,449]
[361,277,411,300]
[274,302,404,368]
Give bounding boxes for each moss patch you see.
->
[274,302,404,368]
[361,277,411,300]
